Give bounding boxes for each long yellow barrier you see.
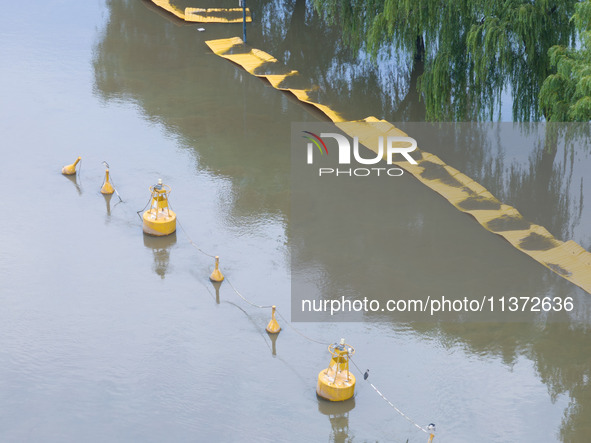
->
[205,36,591,295]
[340,118,591,294]
[185,7,252,23]
[150,0,252,23]
[205,37,344,122]
[151,0,185,19]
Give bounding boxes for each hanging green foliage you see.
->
[313,0,577,121]
[540,0,591,121]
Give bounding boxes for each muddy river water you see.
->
[1,1,591,442]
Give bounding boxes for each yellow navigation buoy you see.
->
[209,256,225,282]
[61,156,81,175]
[266,305,281,334]
[100,168,115,195]
[317,339,356,402]
[142,179,176,236]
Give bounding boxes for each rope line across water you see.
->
[162,199,216,258]
[174,222,331,346]
[275,310,330,345]
[175,216,217,258]
[136,197,151,220]
[350,357,430,434]
[225,277,273,309]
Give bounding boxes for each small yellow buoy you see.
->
[142,179,176,236]
[266,305,281,334]
[209,256,225,282]
[61,156,81,175]
[317,339,356,402]
[100,168,115,195]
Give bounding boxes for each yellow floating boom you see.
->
[205,37,344,122]
[338,118,591,295]
[150,0,185,19]
[149,0,252,23]
[185,7,252,23]
[205,36,591,295]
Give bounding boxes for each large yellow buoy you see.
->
[317,339,356,401]
[142,179,176,236]
[61,156,81,175]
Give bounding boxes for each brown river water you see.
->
[1,1,590,442]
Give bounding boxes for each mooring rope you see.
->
[136,196,152,220]
[349,356,430,434]
[149,197,215,259]
[275,310,331,345]
[174,214,217,259]
[225,277,273,309]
